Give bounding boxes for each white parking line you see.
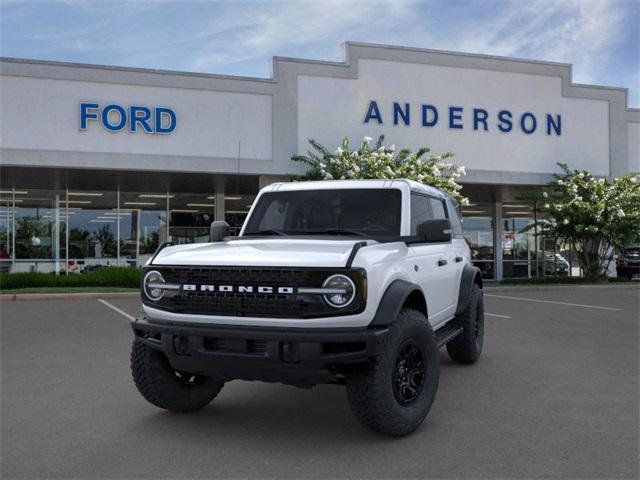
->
[484,294,621,311]
[97,299,135,320]
[485,312,512,319]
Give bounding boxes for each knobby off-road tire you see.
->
[446,283,484,364]
[131,340,224,413]
[345,309,439,436]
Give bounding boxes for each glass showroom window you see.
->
[461,203,495,279]
[65,190,118,272]
[0,188,273,271]
[12,189,68,273]
[502,203,536,278]
[169,192,215,244]
[0,191,16,272]
[119,192,169,267]
[225,194,256,236]
[531,207,573,278]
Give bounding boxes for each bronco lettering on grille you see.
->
[182,284,295,294]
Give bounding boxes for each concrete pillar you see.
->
[165,192,170,242]
[116,189,120,263]
[495,201,503,281]
[65,189,69,275]
[54,194,60,275]
[215,193,225,222]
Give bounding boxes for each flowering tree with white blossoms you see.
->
[291,135,469,205]
[537,163,640,279]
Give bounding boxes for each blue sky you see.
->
[1,0,638,106]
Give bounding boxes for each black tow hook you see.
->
[281,341,300,363]
[173,336,190,355]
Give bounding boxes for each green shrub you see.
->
[0,267,141,290]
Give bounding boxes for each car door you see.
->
[406,194,458,325]
[445,197,468,308]
[428,196,459,320]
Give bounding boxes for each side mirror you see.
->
[417,219,452,243]
[210,221,230,242]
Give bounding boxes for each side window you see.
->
[429,198,447,220]
[446,199,464,238]
[410,194,433,234]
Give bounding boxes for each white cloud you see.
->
[429,0,631,86]
[183,0,418,71]
[178,0,635,95]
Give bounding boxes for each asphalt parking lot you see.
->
[1,285,639,479]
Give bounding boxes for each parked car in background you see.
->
[0,250,10,272]
[538,252,570,276]
[616,244,640,280]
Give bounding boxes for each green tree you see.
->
[92,225,116,257]
[68,227,91,258]
[15,216,49,258]
[537,163,640,279]
[292,135,469,205]
[140,230,160,254]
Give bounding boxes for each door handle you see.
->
[455,256,464,263]
[437,259,447,267]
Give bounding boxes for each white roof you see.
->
[262,179,449,199]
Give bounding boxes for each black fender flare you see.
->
[455,264,483,316]
[370,279,427,326]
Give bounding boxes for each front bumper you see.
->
[131,317,389,386]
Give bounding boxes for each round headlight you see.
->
[143,270,165,301]
[322,274,356,308]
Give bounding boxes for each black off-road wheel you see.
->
[446,283,484,364]
[345,309,439,436]
[131,340,224,413]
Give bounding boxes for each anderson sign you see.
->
[363,100,562,136]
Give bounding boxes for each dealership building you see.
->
[1,42,638,279]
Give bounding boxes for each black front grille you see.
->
[144,266,366,319]
[163,267,315,287]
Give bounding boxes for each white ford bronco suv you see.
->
[131,179,484,436]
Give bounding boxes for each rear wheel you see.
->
[131,340,224,413]
[345,309,439,436]
[446,283,484,364]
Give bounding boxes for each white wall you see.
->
[628,122,640,173]
[298,59,611,177]
[0,75,272,164]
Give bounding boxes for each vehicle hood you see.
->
[151,238,367,268]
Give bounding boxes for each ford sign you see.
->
[80,102,176,134]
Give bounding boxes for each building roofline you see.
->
[1,40,636,110]
[0,56,274,84]
[345,41,574,68]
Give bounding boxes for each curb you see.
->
[0,292,139,301]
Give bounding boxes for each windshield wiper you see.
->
[245,229,287,236]
[304,228,368,237]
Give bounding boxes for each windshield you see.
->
[243,189,402,237]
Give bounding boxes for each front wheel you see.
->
[131,340,224,413]
[345,309,439,436]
